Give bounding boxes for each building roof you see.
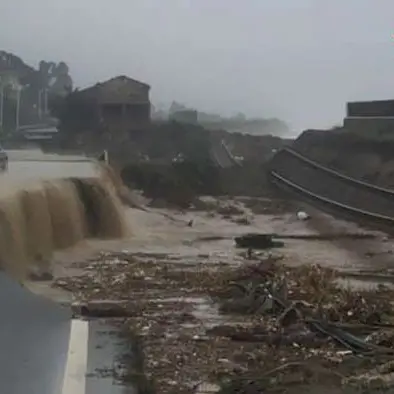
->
[78,75,150,105]
[96,75,150,89]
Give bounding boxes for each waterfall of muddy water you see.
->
[0,153,127,279]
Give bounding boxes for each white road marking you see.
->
[62,319,89,394]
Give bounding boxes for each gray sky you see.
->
[1,0,394,133]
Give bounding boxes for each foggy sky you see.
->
[1,0,394,134]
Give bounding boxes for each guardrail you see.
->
[278,148,394,197]
[270,170,394,227]
[269,148,394,229]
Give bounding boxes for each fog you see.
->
[1,0,394,134]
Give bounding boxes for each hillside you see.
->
[0,50,72,131]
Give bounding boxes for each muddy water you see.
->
[0,149,126,279]
[0,149,130,394]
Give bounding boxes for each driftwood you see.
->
[235,233,284,249]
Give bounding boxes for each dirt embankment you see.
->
[292,129,394,189]
[51,120,288,167]
[120,160,280,209]
[108,123,288,206]
[47,122,289,207]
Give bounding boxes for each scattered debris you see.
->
[53,250,394,394]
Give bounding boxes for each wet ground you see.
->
[44,196,394,392]
[4,148,394,393]
[47,201,394,393]
[53,200,394,280]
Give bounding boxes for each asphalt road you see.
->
[0,273,70,393]
[0,274,132,393]
[0,150,133,394]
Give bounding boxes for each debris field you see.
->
[54,246,394,394]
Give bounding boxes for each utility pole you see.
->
[38,89,42,120]
[44,88,48,115]
[15,86,21,131]
[0,77,3,128]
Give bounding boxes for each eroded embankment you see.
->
[0,162,126,279]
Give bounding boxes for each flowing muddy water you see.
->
[0,149,130,394]
[0,150,126,279]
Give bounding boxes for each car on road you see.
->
[0,145,8,171]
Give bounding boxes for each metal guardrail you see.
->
[279,147,394,197]
[210,139,241,169]
[269,147,394,229]
[270,170,394,226]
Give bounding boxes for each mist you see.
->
[1,0,394,134]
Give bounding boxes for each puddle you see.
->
[335,277,394,290]
[152,296,225,328]
[85,320,136,394]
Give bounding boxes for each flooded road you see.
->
[2,149,392,393]
[0,149,130,394]
[0,150,96,195]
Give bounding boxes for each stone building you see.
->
[75,75,151,130]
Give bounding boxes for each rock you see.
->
[297,211,310,220]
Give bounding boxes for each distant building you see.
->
[17,124,59,141]
[75,75,151,130]
[347,100,394,118]
[169,109,198,124]
[344,99,394,136]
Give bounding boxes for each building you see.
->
[16,124,59,141]
[169,109,198,124]
[344,99,394,136]
[75,75,151,130]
